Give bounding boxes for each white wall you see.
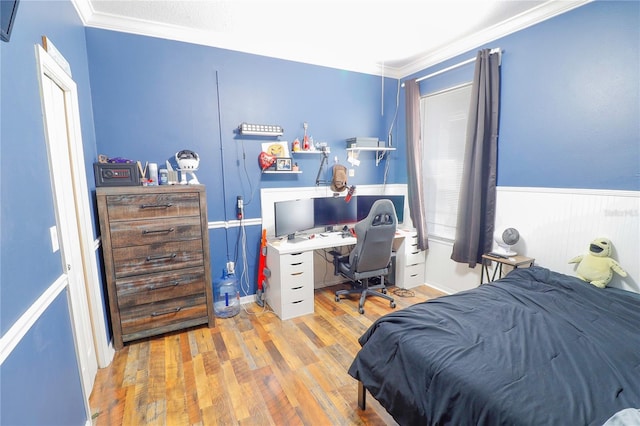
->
[424,187,640,294]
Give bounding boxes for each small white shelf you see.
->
[347,147,396,166]
[292,149,330,155]
[346,147,395,152]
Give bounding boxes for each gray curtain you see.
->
[404,78,429,250]
[451,49,501,267]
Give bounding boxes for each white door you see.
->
[35,44,99,418]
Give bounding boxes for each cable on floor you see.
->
[392,288,415,297]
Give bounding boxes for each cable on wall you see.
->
[388,78,400,147]
[215,69,231,262]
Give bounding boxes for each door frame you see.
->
[35,42,114,400]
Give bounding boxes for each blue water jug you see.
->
[214,269,240,318]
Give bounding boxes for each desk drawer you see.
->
[282,282,312,304]
[405,249,425,265]
[279,297,314,320]
[279,251,313,276]
[403,263,425,288]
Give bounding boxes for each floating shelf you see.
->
[263,170,302,174]
[346,147,395,152]
[347,147,396,166]
[292,148,330,154]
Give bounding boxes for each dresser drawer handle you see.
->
[150,307,181,317]
[140,203,173,209]
[149,281,180,290]
[142,227,175,235]
[146,253,177,262]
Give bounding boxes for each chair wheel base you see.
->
[335,295,340,302]
[390,301,396,308]
[359,307,365,314]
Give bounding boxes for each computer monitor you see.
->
[356,195,405,224]
[313,196,358,229]
[274,199,315,242]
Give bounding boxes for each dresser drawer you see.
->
[112,239,203,278]
[109,216,202,248]
[106,192,201,221]
[120,295,208,340]
[115,267,206,308]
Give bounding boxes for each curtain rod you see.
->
[401,48,501,88]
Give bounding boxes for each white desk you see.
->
[265,229,425,320]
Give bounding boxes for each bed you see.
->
[348,266,640,425]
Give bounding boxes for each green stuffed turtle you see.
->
[569,237,627,288]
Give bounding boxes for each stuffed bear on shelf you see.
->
[568,237,627,288]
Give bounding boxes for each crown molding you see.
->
[392,0,592,80]
[72,0,591,79]
[72,0,385,76]
[70,0,93,25]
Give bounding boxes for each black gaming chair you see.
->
[333,199,397,314]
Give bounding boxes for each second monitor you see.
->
[314,194,405,229]
[313,196,357,228]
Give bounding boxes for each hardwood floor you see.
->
[90,284,445,425]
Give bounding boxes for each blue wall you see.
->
[1,0,637,424]
[0,0,95,423]
[1,291,87,425]
[84,28,404,288]
[401,0,639,191]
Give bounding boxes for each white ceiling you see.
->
[74,0,589,78]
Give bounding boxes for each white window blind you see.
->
[420,83,472,240]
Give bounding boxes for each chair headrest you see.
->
[364,199,397,227]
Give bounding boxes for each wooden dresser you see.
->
[96,185,214,350]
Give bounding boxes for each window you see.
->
[420,83,472,240]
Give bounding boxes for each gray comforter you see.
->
[348,266,640,425]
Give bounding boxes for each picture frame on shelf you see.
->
[276,157,292,171]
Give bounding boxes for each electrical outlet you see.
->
[349,169,355,177]
[226,261,235,275]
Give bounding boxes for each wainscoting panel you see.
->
[495,187,639,292]
[424,187,639,294]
